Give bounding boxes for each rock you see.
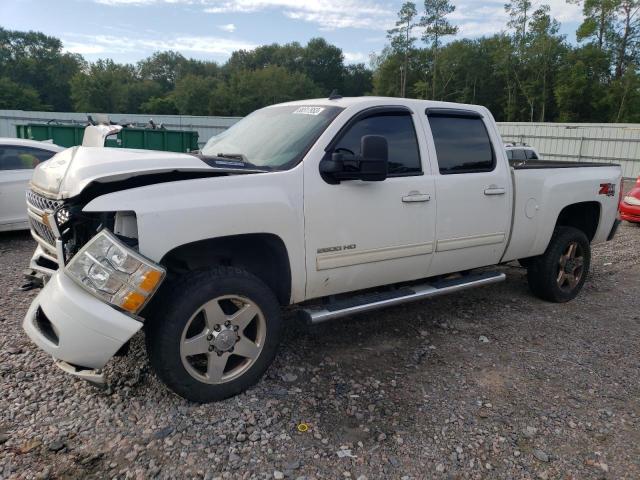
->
[285,460,300,470]
[274,471,284,479]
[236,433,247,442]
[436,463,445,473]
[522,426,538,439]
[533,449,550,463]
[377,433,387,442]
[281,373,298,383]
[478,335,490,343]
[0,433,8,445]
[153,426,174,439]
[48,440,65,452]
[19,439,42,454]
[7,347,23,355]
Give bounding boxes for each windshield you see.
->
[201,105,343,170]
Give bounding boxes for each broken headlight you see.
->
[65,230,165,315]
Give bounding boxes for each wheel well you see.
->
[555,202,600,241]
[160,233,292,305]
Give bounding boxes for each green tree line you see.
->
[1,0,638,122]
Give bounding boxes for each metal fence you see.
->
[497,122,640,178]
[2,110,638,178]
[0,110,241,148]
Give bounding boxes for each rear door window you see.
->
[525,149,539,160]
[511,149,527,161]
[426,112,495,174]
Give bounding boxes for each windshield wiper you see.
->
[196,153,272,172]
[216,152,248,162]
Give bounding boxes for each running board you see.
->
[299,271,506,324]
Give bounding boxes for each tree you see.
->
[387,2,419,96]
[70,60,139,112]
[173,74,218,115]
[0,27,83,111]
[301,38,345,94]
[140,95,178,115]
[342,63,373,96]
[0,77,43,110]
[419,0,458,99]
[209,66,322,116]
[138,51,187,92]
[505,0,533,53]
[520,5,566,121]
[612,0,639,78]
[574,0,619,50]
[555,45,610,121]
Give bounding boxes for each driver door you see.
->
[303,107,436,299]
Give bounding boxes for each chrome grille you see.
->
[26,190,62,212]
[28,217,57,246]
[26,189,62,255]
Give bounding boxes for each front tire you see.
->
[526,226,591,303]
[146,267,282,403]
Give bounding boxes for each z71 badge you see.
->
[599,183,616,197]
[317,244,356,254]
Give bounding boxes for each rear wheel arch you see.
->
[159,233,292,306]
[554,201,601,241]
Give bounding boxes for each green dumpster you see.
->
[16,123,199,153]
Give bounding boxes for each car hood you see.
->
[30,146,260,199]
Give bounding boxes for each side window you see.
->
[427,114,495,174]
[506,150,514,160]
[333,112,422,176]
[525,149,538,160]
[0,146,56,170]
[511,149,526,161]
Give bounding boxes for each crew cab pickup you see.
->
[22,97,622,402]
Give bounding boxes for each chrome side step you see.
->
[299,271,506,324]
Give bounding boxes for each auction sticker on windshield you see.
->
[293,106,325,115]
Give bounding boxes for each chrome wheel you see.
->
[180,295,266,384]
[556,241,584,291]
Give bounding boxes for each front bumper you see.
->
[23,270,143,372]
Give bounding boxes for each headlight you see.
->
[65,230,165,315]
[623,195,640,206]
[55,207,71,227]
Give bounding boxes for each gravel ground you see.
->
[1,210,639,479]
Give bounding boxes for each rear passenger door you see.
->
[424,109,512,275]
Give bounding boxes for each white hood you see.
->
[30,146,232,199]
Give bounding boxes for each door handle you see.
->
[402,192,431,203]
[484,186,506,196]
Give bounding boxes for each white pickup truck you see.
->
[22,97,622,402]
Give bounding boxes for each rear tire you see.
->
[526,226,591,303]
[145,266,282,403]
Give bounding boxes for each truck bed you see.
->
[509,159,618,169]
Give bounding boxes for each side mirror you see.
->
[319,135,389,183]
[319,152,345,175]
[359,135,388,182]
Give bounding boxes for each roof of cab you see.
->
[275,96,489,114]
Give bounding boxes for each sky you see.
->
[1,0,585,66]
